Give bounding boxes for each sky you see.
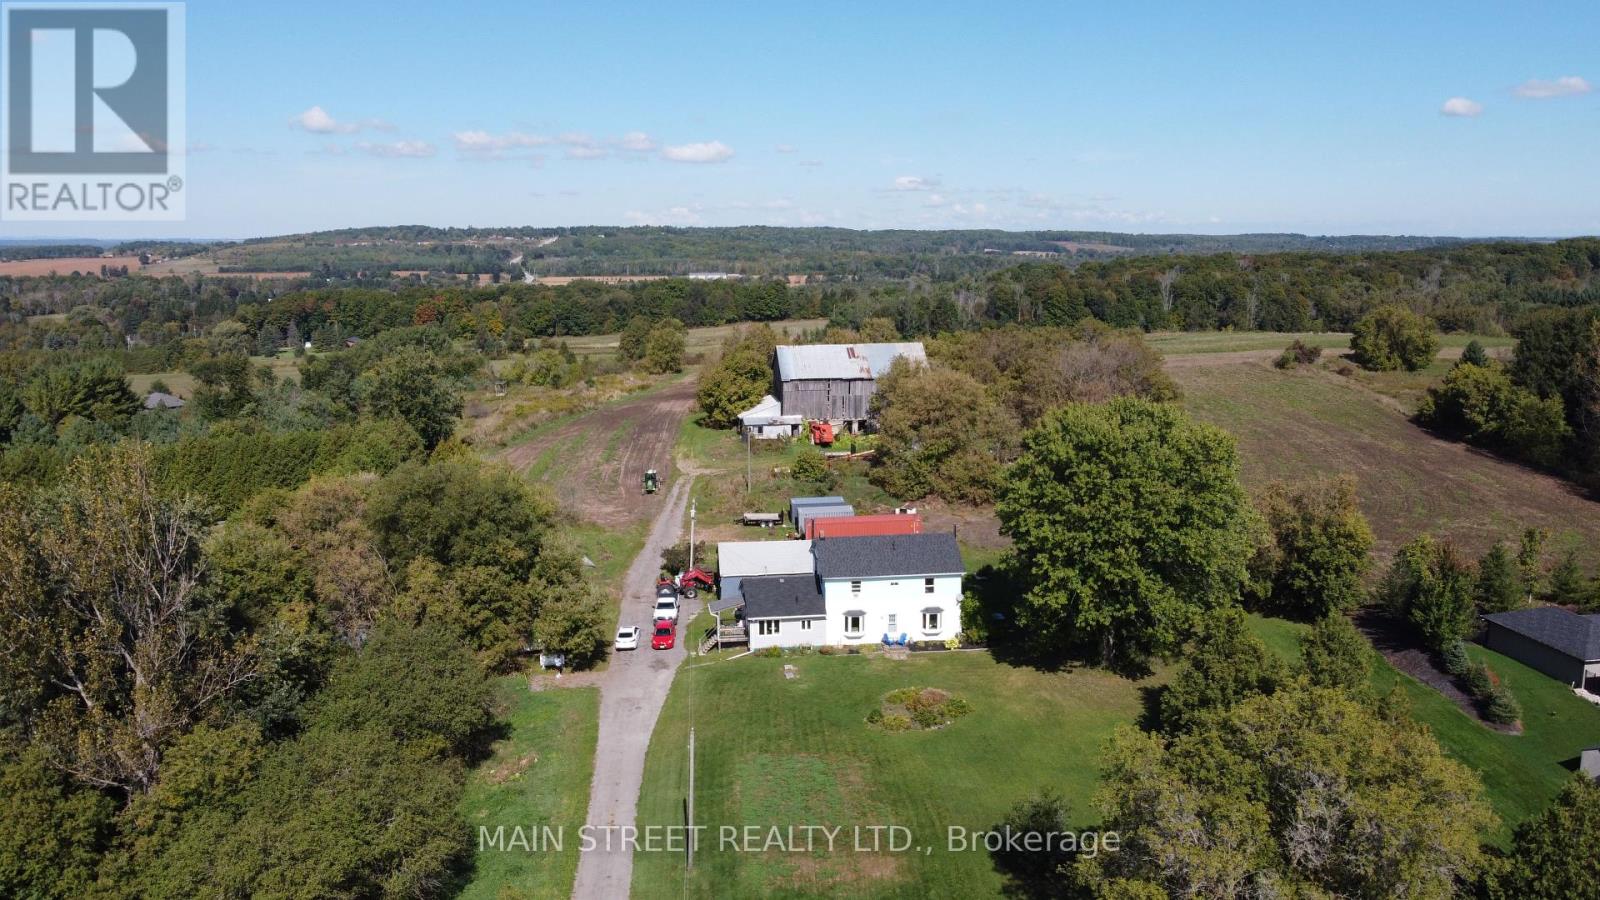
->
[6,0,1600,240]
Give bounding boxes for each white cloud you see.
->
[619,131,656,152]
[661,140,734,163]
[1440,97,1483,117]
[892,175,939,191]
[1514,76,1592,99]
[355,140,436,158]
[453,130,550,158]
[291,105,390,134]
[623,205,703,225]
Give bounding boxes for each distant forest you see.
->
[2,237,1597,368]
[52,225,1499,280]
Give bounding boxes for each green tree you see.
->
[532,586,611,668]
[1080,688,1493,897]
[1487,775,1600,900]
[872,361,1019,504]
[21,358,139,428]
[1299,614,1371,693]
[1381,535,1476,651]
[695,347,771,428]
[1459,339,1489,368]
[0,749,116,899]
[618,315,653,362]
[642,318,686,374]
[0,446,257,795]
[1249,476,1374,619]
[997,398,1254,667]
[1474,543,1523,613]
[1160,608,1287,733]
[1351,305,1439,372]
[790,447,838,491]
[1546,549,1592,607]
[352,351,464,450]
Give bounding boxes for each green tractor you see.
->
[643,468,659,494]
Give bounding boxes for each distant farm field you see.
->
[1172,358,1600,561]
[0,255,142,277]
[560,317,826,362]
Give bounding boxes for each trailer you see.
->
[741,512,782,527]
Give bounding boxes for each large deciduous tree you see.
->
[996,398,1254,667]
[871,361,1019,504]
[1380,534,1476,652]
[1351,305,1439,372]
[1248,476,1374,619]
[0,445,257,794]
[1082,688,1493,897]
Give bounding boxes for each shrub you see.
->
[1351,306,1439,371]
[1439,640,1471,677]
[870,687,971,731]
[1274,339,1323,369]
[1483,685,1522,724]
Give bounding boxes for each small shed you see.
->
[793,503,853,534]
[737,394,803,440]
[716,539,815,603]
[1583,746,1600,780]
[789,495,845,525]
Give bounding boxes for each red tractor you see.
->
[659,568,715,600]
[809,420,835,446]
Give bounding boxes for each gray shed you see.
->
[790,495,845,524]
[1481,607,1600,688]
[1583,746,1600,781]
[794,503,853,534]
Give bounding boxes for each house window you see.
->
[887,614,897,634]
[757,620,780,636]
[844,614,863,636]
[850,580,861,596]
[800,619,813,631]
[924,577,935,594]
[922,611,941,633]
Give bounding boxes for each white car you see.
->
[615,625,640,651]
[652,596,680,623]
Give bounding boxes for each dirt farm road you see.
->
[571,473,700,900]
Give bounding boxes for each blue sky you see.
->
[10,0,1600,239]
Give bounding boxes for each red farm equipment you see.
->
[809,421,835,446]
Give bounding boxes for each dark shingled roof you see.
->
[1482,607,1600,661]
[742,575,825,620]
[812,532,964,580]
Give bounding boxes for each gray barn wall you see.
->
[777,377,878,422]
[1484,623,1585,685]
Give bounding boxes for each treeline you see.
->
[1420,307,1600,487]
[974,238,1600,332]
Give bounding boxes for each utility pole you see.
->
[744,428,751,495]
[686,726,696,871]
[687,497,697,572]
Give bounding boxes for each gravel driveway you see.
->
[572,473,699,899]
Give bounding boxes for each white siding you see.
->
[748,616,824,650]
[820,573,961,645]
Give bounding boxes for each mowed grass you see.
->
[457,677,599,900]
[631,651,1158,899]
[1173,361,1600,562]
[1149,330,1513,356]
[1247,616,1600,842]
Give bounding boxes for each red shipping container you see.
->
[807,513,923,540]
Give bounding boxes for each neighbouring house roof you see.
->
[741,575,825,620]
[142,391,184,409]
[716,540,815,578]
[813,532,964,580]
[774,342,926,381]
[1483,607,1600,661]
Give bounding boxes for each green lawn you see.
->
[1148,330,1512,356]
[1246,616,1600,841]
[457,677,600,900]
[630,651,1159,899]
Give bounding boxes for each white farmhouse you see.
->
[743,533,964,650]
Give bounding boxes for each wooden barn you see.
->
[772,342,926,430]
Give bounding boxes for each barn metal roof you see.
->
[774,342,927,381]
